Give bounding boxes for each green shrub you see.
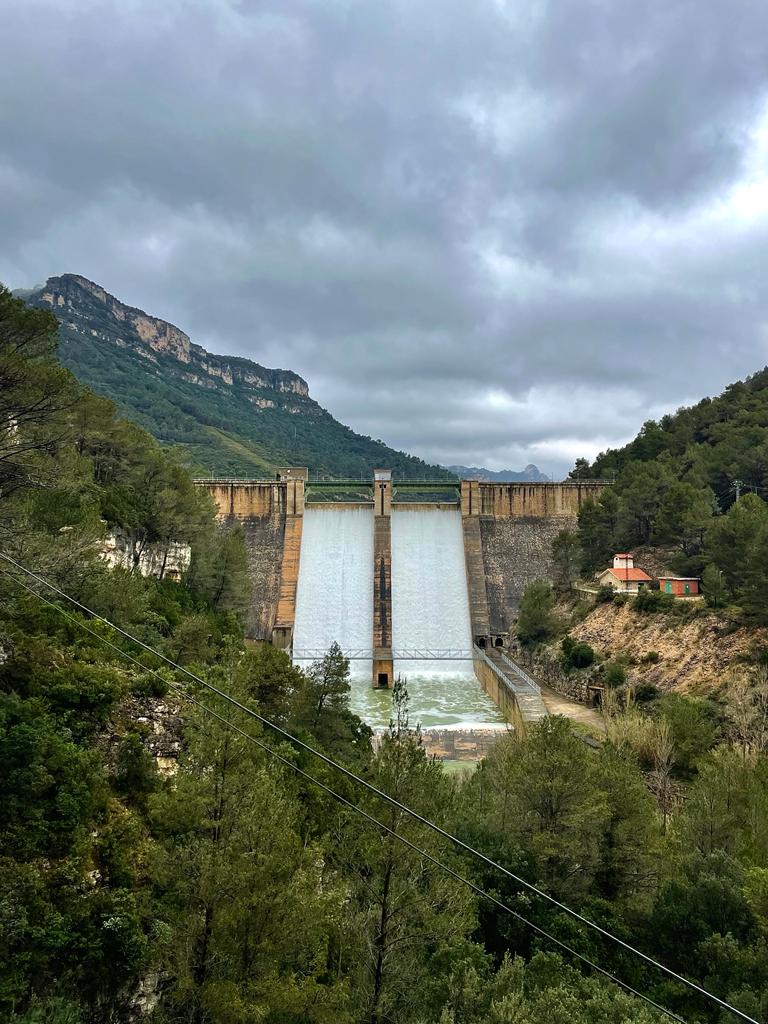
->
[569,600,593,623]
[640,650,660,664]
[561,637,595,671]
[596,585,615,604]
[603,661,627,687]
[635,588,675,614]
[112,733,158,802]
[516,581,557,644]
[657,694,721,776]
[9,998,83,1023]
[634,682,660,703]
[131,672,168,698]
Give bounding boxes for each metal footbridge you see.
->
[291,645,549,723]
[292,648,474,661]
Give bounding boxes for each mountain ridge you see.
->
[445,463,549,482]
[22,274,455,480]
[27,274,309,396]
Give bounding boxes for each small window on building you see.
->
[377,672,389,688]
[494,637,503,647]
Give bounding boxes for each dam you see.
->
[197,470,606,730]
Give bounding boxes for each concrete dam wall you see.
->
[195,474,607,711]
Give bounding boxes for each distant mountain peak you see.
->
[444,463,550,482]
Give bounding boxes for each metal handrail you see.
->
[292,648,475,661]
[499,651,542,695]
[472,646,542,697]
[473,647,533,709]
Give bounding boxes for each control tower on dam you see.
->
[195,471,607,719]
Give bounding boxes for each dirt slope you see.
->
[570,600,766,693]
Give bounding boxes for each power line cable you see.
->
[0,550,758,1024]
[0,566,687,1023]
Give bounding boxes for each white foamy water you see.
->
[293,507,373,680]
[292,504,503,730]
[387,507,503,729]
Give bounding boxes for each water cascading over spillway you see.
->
[292,507,373,681]
[388,508,502,729]
[293,503,502,729]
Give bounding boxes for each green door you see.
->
[684,583,690,595]
[664,581,672,594]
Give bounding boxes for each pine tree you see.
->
[151,690,349,1022]
[336,680,477,1024]
[516,581,556,643]
[551,529,581,594]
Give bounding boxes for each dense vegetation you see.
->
[23,275,454,481]
[3,285,768,1023]
[570,368,768,620]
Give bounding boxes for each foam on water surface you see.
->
[293,507,374,679]
[293,505,503,729]
[389,508,502,729]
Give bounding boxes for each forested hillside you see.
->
[569,368,768,619]
[3,283,768,1023]
[21,274,453,480]
[579,368,768,493]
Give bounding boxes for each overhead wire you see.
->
[0,549,759,1024]
[0,564,687,1024]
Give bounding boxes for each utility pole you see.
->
[733,479,744,502]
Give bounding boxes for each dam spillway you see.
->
[292,503,502,728]
[387,507,500,727]
[197,472,608,733]
[292,506,374,679]
[392,508,472,665]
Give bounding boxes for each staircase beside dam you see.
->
[473,645,548,725]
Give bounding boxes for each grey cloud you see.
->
[1,0,768,476]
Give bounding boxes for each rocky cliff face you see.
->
[32,274,308,397]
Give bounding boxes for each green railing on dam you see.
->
[304,479,459,488]
[305,479,374,488]
[304,478,461,504]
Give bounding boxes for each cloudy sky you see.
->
[2,1,768,476]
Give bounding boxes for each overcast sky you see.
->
[2,1,768,476]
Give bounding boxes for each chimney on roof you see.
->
[613,553,634,570]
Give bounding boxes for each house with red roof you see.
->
[597,553,652,594]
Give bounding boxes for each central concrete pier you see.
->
[372,470,394,688]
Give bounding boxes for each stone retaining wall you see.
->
[507,640,598,705]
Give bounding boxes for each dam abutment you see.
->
[199,471,307,645]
